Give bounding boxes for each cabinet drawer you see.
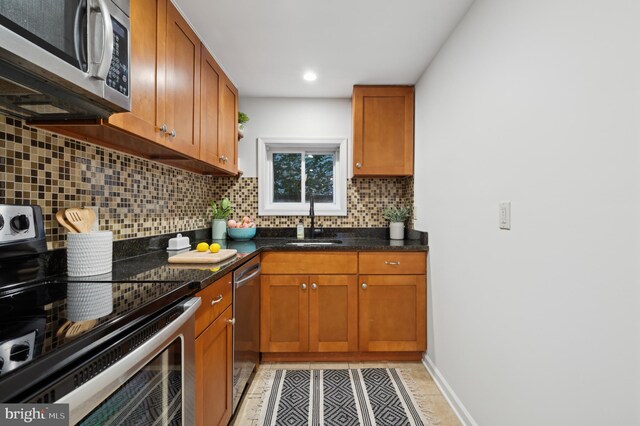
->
[261,252,357,274]
[195,272,233,337]
[358,252,426,275]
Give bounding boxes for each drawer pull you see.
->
[361,283,367,289]
[384,261,401,265]
[210,294,223,306]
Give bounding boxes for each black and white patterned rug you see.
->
[258,368,429,426]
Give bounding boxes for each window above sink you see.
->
[257,137,347,216]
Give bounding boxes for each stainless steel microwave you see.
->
[0,0,131,120]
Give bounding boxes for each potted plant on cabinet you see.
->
[238,112,250,140]
[210,198,233,239]
[382,205,411,240]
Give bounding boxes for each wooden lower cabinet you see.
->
[195,305,233,426]
[358,274,426,352]
[309,275,358,352]
[260,275,358,353]
[260,275,309,352]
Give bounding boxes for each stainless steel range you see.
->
[0,204,200,425]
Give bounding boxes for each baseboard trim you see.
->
[422,354,478,426]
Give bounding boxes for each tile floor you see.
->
[232,362,460,426]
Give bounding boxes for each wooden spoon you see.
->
[65,208,92,233]
[83,208,97,231]
[65,319,97,339]
[56,210,78,233]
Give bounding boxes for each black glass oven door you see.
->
[0,0,88,72]
[78,338,183,426]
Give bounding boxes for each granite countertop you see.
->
[102,233,428,291]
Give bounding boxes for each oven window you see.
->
[78,338,183,425]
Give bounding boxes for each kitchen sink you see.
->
[285,240,342,246]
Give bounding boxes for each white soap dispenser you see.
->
[296,222,304,239]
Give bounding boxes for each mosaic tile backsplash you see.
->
[212,176,414,228]
[0,114,413,249]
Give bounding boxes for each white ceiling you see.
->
[173,0,474,98]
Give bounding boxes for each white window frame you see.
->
[258,137,348,216]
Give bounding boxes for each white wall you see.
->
[414,0,640,424]
[237,97,351,177]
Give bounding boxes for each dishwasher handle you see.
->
[234,264,261,287]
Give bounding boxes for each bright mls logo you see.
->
[1,404,68,425]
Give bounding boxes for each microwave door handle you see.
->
[74,0,87,71]
[90,0,113,80]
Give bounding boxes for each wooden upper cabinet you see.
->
[38,0,236,175]
[163,1,200,158]
[199,46,221,165]
[107,0,162,143]
[352,85,414,176]
[218,75,239,174]
[199,47,238,174]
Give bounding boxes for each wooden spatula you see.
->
[56,210,78,233]
[65,208,93,233]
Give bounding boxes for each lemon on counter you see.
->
[209,243,221,253]
[196,242,209,252]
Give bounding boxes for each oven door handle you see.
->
[57,297,201,425]
[235,264,261,288]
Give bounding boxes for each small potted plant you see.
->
[382,205,411,240]
[210,198,233,239]
[238,112,250,140]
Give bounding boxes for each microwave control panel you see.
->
[107,17,129,97]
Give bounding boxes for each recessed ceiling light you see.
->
[303,71,317,82]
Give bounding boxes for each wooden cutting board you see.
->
[168,249,238,264]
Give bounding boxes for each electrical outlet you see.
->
[413,204,418,221]
[84,205,100,232]
[499,201,511,230]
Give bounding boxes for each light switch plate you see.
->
[499,201,511,230]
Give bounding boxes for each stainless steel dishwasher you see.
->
[232,256,261,414]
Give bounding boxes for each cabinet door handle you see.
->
[301,283,307,290]
[361,283,367,289]
[159,124,168,133]
[384,261,401,265]
[168,129,176,138]
[311,283,317,290]
[210,294,223,306]
[355,162,362,169]
[227,318,235,325]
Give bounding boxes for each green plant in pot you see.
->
[382,205,411,240]
[238,112,250,139]
[210,198,233,239]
